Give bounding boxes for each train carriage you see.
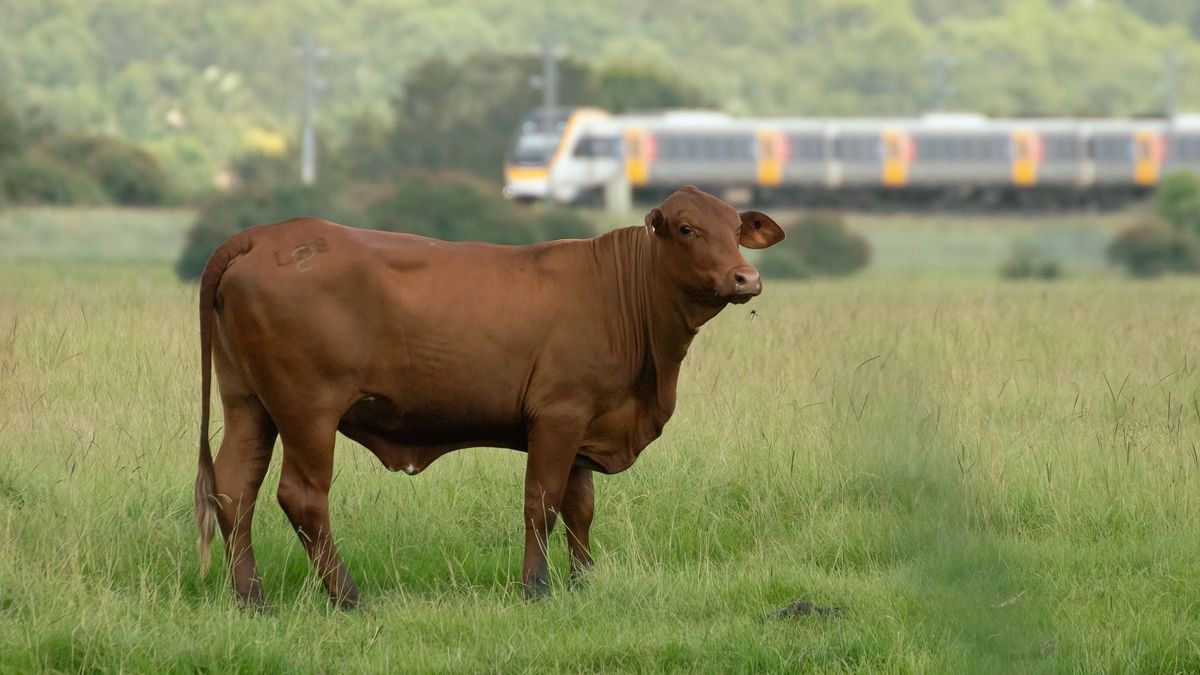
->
[905,114,1010,188]
[1025,120,1088,188]
[504,107,1191,207]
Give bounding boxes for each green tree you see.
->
[590,62,710,112]
[387,54,594,179]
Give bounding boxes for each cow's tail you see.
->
[194,233,250,577]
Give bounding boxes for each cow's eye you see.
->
[679,224,693,236]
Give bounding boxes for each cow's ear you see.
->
[738,211,785,249]
[645,207,667,237]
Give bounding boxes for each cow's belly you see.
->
[338,394,525,474]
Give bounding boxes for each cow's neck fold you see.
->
[595,227,723,432]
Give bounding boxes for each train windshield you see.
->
[508,108,572,167]
[510,133,561,166]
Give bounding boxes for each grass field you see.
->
[3,208,1200,672]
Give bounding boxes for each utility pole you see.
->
[1162,48,1182,117]
[540,36,558,128]
[297,33,328,185]
[926,47,956,112]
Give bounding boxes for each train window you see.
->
[985,138,1005,160]
[660,137,682,159]
[573,136,621,158]
[916,136,1006,162]
[834,136,880,161]
[921,138,940,161]
[1089,137,1132,162]
[510,132,560,166]
[1170,136,1200,161]
[1042,136,1077,161]
[789,136,825,161]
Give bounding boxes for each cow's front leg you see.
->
[561,465,595,586]
[521,422,581,599]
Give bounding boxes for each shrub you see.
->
[1000,241,1061,280]
[0,100,21,161]
[1154,171,1200,234]
[366,171,587,244]
[757,211,870,279]
[1106,220,1200,278]
[533,206,595,240]
[228,151,298,192]
[2,150,109,205]
[39,134,172,205]
[175,183,361,280]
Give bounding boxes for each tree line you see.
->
[2,0,1199,193]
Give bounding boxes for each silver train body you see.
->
[503,108,1200,206]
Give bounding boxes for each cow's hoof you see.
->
[521,580,550,601]
[332,590,362,610]
[569,560,594,589]
[238,595,273,614]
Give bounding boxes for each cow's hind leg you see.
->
[275,418,361,608]
[213,395,277,609]
[561,465,595,585]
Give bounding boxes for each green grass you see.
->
[3,210,1200,672]
[842,210,1132,273]
[0,206,194,263]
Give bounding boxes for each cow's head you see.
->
[645,186,785,305]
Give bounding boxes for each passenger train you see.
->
[503,107,1200,207]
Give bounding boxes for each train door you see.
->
[882,129,911,188]
[755,129,786,188]
[1011,129,1042,187]
[1133,130,1163,187]
[623,128,652,187]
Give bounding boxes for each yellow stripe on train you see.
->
[504,166,550,182]
[1011,129,1039,187]
[624,129,649,187]
[1133,130,1162,187]
[756,129,784,188]
[882,129,909,188]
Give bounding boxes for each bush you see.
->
[1000,241,1061,280]
[2,150,109,205]
[533,206,595,240]
[366,171,591,244]
[0,100,22,161]
[1106,220,1200,278]
[756,212,870,279]
[228,151,299,192]
[38,135,172,205]
[1154,171,1200,234]
[175,183,362,280]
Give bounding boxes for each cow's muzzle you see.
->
[728,266,762,303]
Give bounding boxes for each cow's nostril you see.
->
[735,272,748,284]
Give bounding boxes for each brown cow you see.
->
[194,185,784,608]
